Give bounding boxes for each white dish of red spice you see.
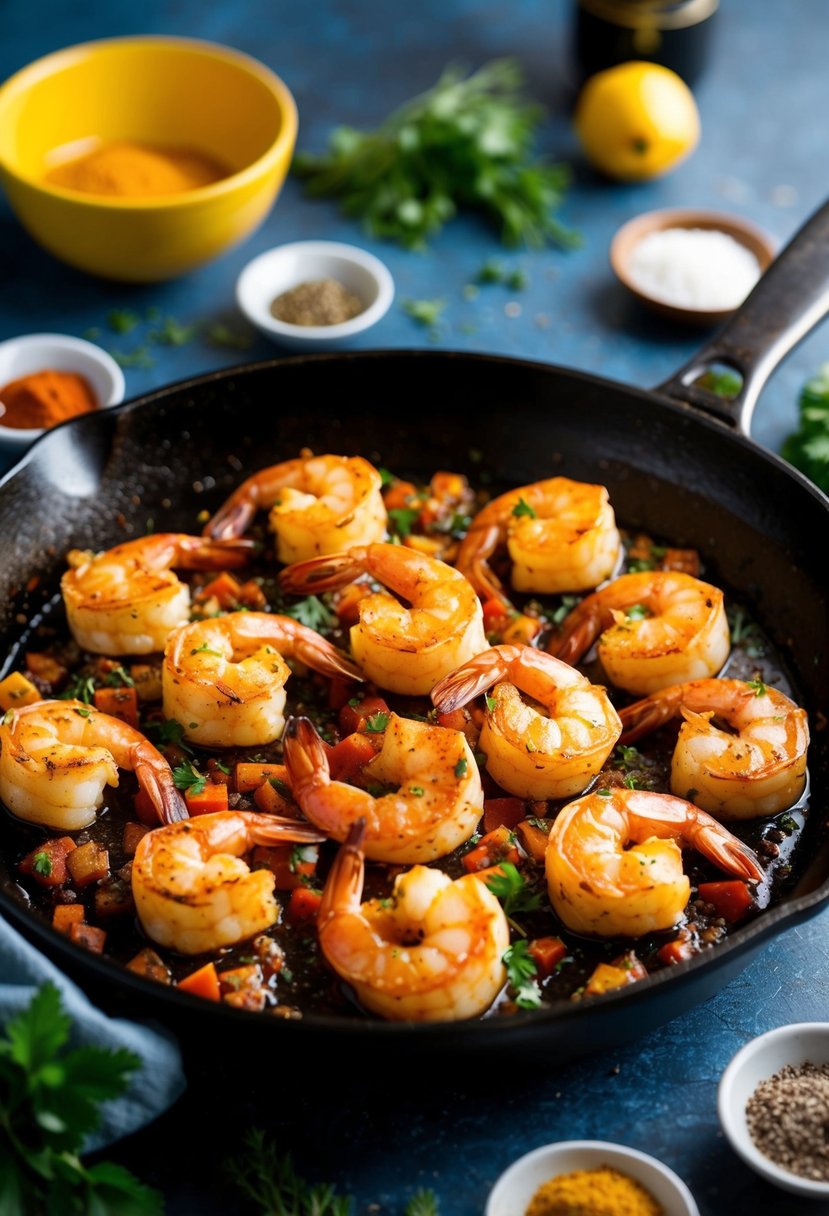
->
[718,1022,829,1198]
[485,1139,699,1216]
[0,332,125,455]
[235,239,395,350]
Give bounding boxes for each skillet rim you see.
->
[1,345,827,1044]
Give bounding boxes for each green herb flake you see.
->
[485,694,497,713]
[387,506,421,539]
[402,297,447,328]
[486,862,542,923]
[364,711,390,733]
[747,677,768,696]
[454,757,468,779]
[511,497,537,519]
[625,603,650,620]
[104,664,135,688]
[225,1131,352,1216]
[502,939,542,1008]
[190,642,223,657]
[207,323,254,350]
[172,761,207,795]
[107,308,140,334]
[409,786,425,797]
[31,851,52,877]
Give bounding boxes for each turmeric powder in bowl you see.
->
[44,140,229,198]
[526,1166,663,1216]
[0,369,98,429]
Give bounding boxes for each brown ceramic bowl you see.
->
[610,207,778,327]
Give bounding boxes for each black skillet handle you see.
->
[655,197,829,435]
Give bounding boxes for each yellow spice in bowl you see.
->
[45,140,229,197]
[525,1165,663,1216]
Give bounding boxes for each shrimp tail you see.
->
[202,499,255,541]
[456,523,510,608]
[282,715,332,799]
[319,818,367,925]
[291,636,365,683]
[133,748,188,825]
[619,688,685,743]
[546,603,599,666]
[245,812,326,847]
[431,647,509,713]
[692,813,764,882]
[279,549,368,595]
[176,536,258,569]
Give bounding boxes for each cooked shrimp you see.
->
[203,452,387,563]
[282,712,483,863]
[131,811,325,955]
[548,570,730,695]
[619,678,810,819]
[162,611,363,747]
[0,699,185,831]
[455,476,622,609]
[62,533,253,656]
[279,543,488,695]
[318,820,510,1021]
[546,787,763,937]
[431,644,621,800]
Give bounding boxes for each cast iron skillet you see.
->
[0,201,827,1066]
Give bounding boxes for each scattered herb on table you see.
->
[293,58,579,251]
[405,1190,440,1216]
[780,362,829,493]
[226,1130,352,1216]
[0,982,163,1214]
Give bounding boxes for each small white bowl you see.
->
[235,239,395,350]
[486,1139,699,1216]
[0,332,125,453]
[718,1022,829,1199]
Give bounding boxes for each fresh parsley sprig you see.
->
[172,760,207,796]
[225,1131,352,1216]
[502,940,542,1009]
[781,362,829,493]
[485,861,542,933]
[0,982,163,1214]
[294,58,578,251]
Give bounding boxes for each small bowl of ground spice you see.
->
[0,332,125,454]
[718,1022,829,1198]
[235,239,395,350]
[486,1139,699,1216]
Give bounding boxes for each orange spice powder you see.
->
[0,370,99,430]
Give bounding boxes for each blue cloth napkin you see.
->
[0,912,186,1152]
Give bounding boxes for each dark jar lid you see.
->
[572,0,719,87]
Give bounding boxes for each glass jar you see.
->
[572,0,719,87]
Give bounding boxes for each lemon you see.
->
[574,61,701,182]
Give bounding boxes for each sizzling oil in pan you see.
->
[0,460,811,1023]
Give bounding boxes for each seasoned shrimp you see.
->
[619,678,810,819]
[282,713,483,863]
[0,699,185,831]
[162,611,363,747]
[318,820,510,1022]
[548,570,730,695]
[62,533,253,656]
[203,452,387,563]
[132,811,325,955]
[455,476,622,609]
[546,787,763,937]
[431,644,621,800]
[279,543,488,695]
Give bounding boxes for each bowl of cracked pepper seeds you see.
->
[718,1022,829,1198]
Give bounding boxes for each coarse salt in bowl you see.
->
[610,208,778,327]
[718,1022,829,1199]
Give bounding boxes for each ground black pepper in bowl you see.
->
[269,278,364,326]
[745,1061,829,1182]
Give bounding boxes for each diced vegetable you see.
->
[697,880,754,923]
[584,961,644,996]
[383,479,418,510]
[93,685,139,727]
[333,581,372,625]
[133,788,159,826]
[287,887,323,923]
[514,819,550,865]
[483,797,526,833]
[52,904,85,935]
[196,571,242,609]
[252,779,299,817]
[19,837,77,888]
[0,671,40,710]
[501,613,544,646]
[528,935,567,978]
[219,963,266,1012]
[94,877,135,919]
[68,922,106,953]
[122,822,150,859]
[25,652,68,685]
[482,598,510,629]
[327,676,353,712]
[65,841,110,889]
[184,781,229,816]
[235,762,291,793]
[126,947,173,985]
[327,732,379,783]
[338,694,391,736]
[462,826,521,873]
[223,987,268,1012]
[178,961,221,1001]
[657,937,696,965]
[237,579,267,610]
[251,843,318,890]
[130,662,163,702]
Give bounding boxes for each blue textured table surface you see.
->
[2,3,829,1215]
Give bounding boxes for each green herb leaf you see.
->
[502,940,542,1008]
[485,862,542,921]
[284,595,337,632]
[511,497,536,519]
[60,674,96,704]
[144,716,192,753]
[364,711,390,733]
[107,309,140,335]
[206,323,254,350]
[104,665,134,688]
[31,852,52,877]
[405,1189,440,1216]
[625,603,650,620]
[454,757,468,779]
[402,298,447,327]
[387,507,421,539]
[172,761,207,795]
[747,677,767,696]
[781,362,829,493]
[226,1131,352,1215]
[190,643,222,657]
[293,58,578,251]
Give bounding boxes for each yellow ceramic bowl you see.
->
[0,36,298,282]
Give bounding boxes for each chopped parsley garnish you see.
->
[73,707,92,719]
[190,643,222,657]
[364,711,390,733]
[551,594,581,626]
[145,716,193,753]
[172,761,207,795]
[614,744,642,771]
[104,665,134,688]
[31,852,52,877]
[60,673,96,703]
[270,777,292,798]
[226,1131,352,1216]
[485,694,497,713]
[405,1190,441,1216]
[387,506,421,539]
[402,298,447,328]
[454,757,468,779]
[502,940,542,1009]
[214,759,231,775]
[747,677,767,696]
[485,862,542,924]
[511,497,537,519]
[284,594,337,632]
[625,603,650,620]
[409,786,425,797]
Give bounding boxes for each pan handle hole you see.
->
[691,363,744,401]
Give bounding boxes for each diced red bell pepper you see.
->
[528,936,568,978]
[657,937,697,966]
[19,837,77,888]
[462,826,521,873]
[196,572,242,609]
[697,880,754,924]
[482,597,510,629]
[184,781,229,816]
[338,694,391,736]
[251,843,317,890]
[327,731,379,783]
[92,685,139,727]
[178,961,221,1001]
[287,887,323,923]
